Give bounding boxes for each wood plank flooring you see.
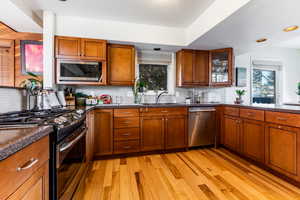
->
[73,148,300,200]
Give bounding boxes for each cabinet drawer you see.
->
[266,111,300,128]
[0,136,49,200]
[240,108,264,121]
[114,109,139,117]
[224,106,239,117]
[114,117,139,128]
[114,140,140,154]
[114,128,140,141]
[140,107,187,116]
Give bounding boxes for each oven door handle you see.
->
[59,128,87,152]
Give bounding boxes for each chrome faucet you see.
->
[156,91,168,104]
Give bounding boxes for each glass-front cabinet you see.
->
[209,48,233,86]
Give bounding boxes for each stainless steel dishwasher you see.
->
[188,107,216,147]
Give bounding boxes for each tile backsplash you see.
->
[74,86,226,104]
[0,88,27,113]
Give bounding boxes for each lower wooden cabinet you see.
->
[86,110,95,162]
[94,109,113,156]
[165,115,187,149]
[265,123,300,180]
[222,115,241,152]
[7,162,49,200]
[140,116,165,151]
[241,119,265,162]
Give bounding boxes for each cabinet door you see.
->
[55,36,81,59]
[141,116,165,151]
[108,44,135,85]
[81,39,106,60]
[194,50,209,85]
[86,111,95,162]
[7,162,49,200]
[165,115,187,149]
[0,40,14,87]
[209,48,233,86]
[241,119,265,162]
[223,115,241,152]
[265,123,300,180]
[94,109,113,156]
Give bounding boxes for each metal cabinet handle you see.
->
[277,117,287,121]
[161,111,168,113]
[17,158,39,171]
[123,146,132,149]
[122,133,131,136]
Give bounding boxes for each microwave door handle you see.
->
[59,128,87,152]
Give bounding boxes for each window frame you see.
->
[136,53,176,95]
[250,64,282,105]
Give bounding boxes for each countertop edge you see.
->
[0,126,53,161]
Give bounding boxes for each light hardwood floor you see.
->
[73,148,300,200]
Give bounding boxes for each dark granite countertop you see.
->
[0,126,52,161]
[76,102,300,114]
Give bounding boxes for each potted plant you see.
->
[20,72,43,110]
[296,82,300,103]
[235,89,246,104]
[132,78,147,104]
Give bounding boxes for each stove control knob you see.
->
[76,109,84,115]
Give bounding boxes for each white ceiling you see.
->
[188,0,300,54]
[24,0,215,28]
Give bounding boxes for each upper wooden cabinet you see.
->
[209,48,233,86]
[0,40,14,87]
[108,44,135,85]
[55,36,107,60]
[176,48,233,87]
[176,49,209,87]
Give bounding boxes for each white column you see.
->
[43,11,55,89]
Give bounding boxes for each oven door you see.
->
[56,125,87,200]
[57,60,103,82]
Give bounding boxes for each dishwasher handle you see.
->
[189,108,216,113]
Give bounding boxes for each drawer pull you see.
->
[17,158,38,171]
[123,146,132,149]
[247,112,254,116]
[161,111,168,113]
[121,112,132,114]
[277,117,287,121]
[121,133,131,136]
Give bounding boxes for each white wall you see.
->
[225,47,300,104]
[56,15,186,46]
[0,88,26,113]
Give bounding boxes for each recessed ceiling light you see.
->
[283,25,299,32]
[256,38,267,43]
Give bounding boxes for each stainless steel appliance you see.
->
[188,107,216,147]
[57,60,103,82]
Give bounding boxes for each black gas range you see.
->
[0,108,87,200]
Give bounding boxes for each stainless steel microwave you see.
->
[56,60,103,82]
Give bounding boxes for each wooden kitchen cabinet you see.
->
[55,36,107,60]
[0,40,14,87]
[0,136,49,200]
[176,49,209,87]
[108,44,135,86]
[222,115,241,152]
[165,115,187,150]
[140,116,165,151]
[86,110,95,162]
[7,163,49,200]
[94,109,113,156]
[209,48,233,86]
[55,36,81,59]
[241,119,265,162]
[265,123,300,180]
